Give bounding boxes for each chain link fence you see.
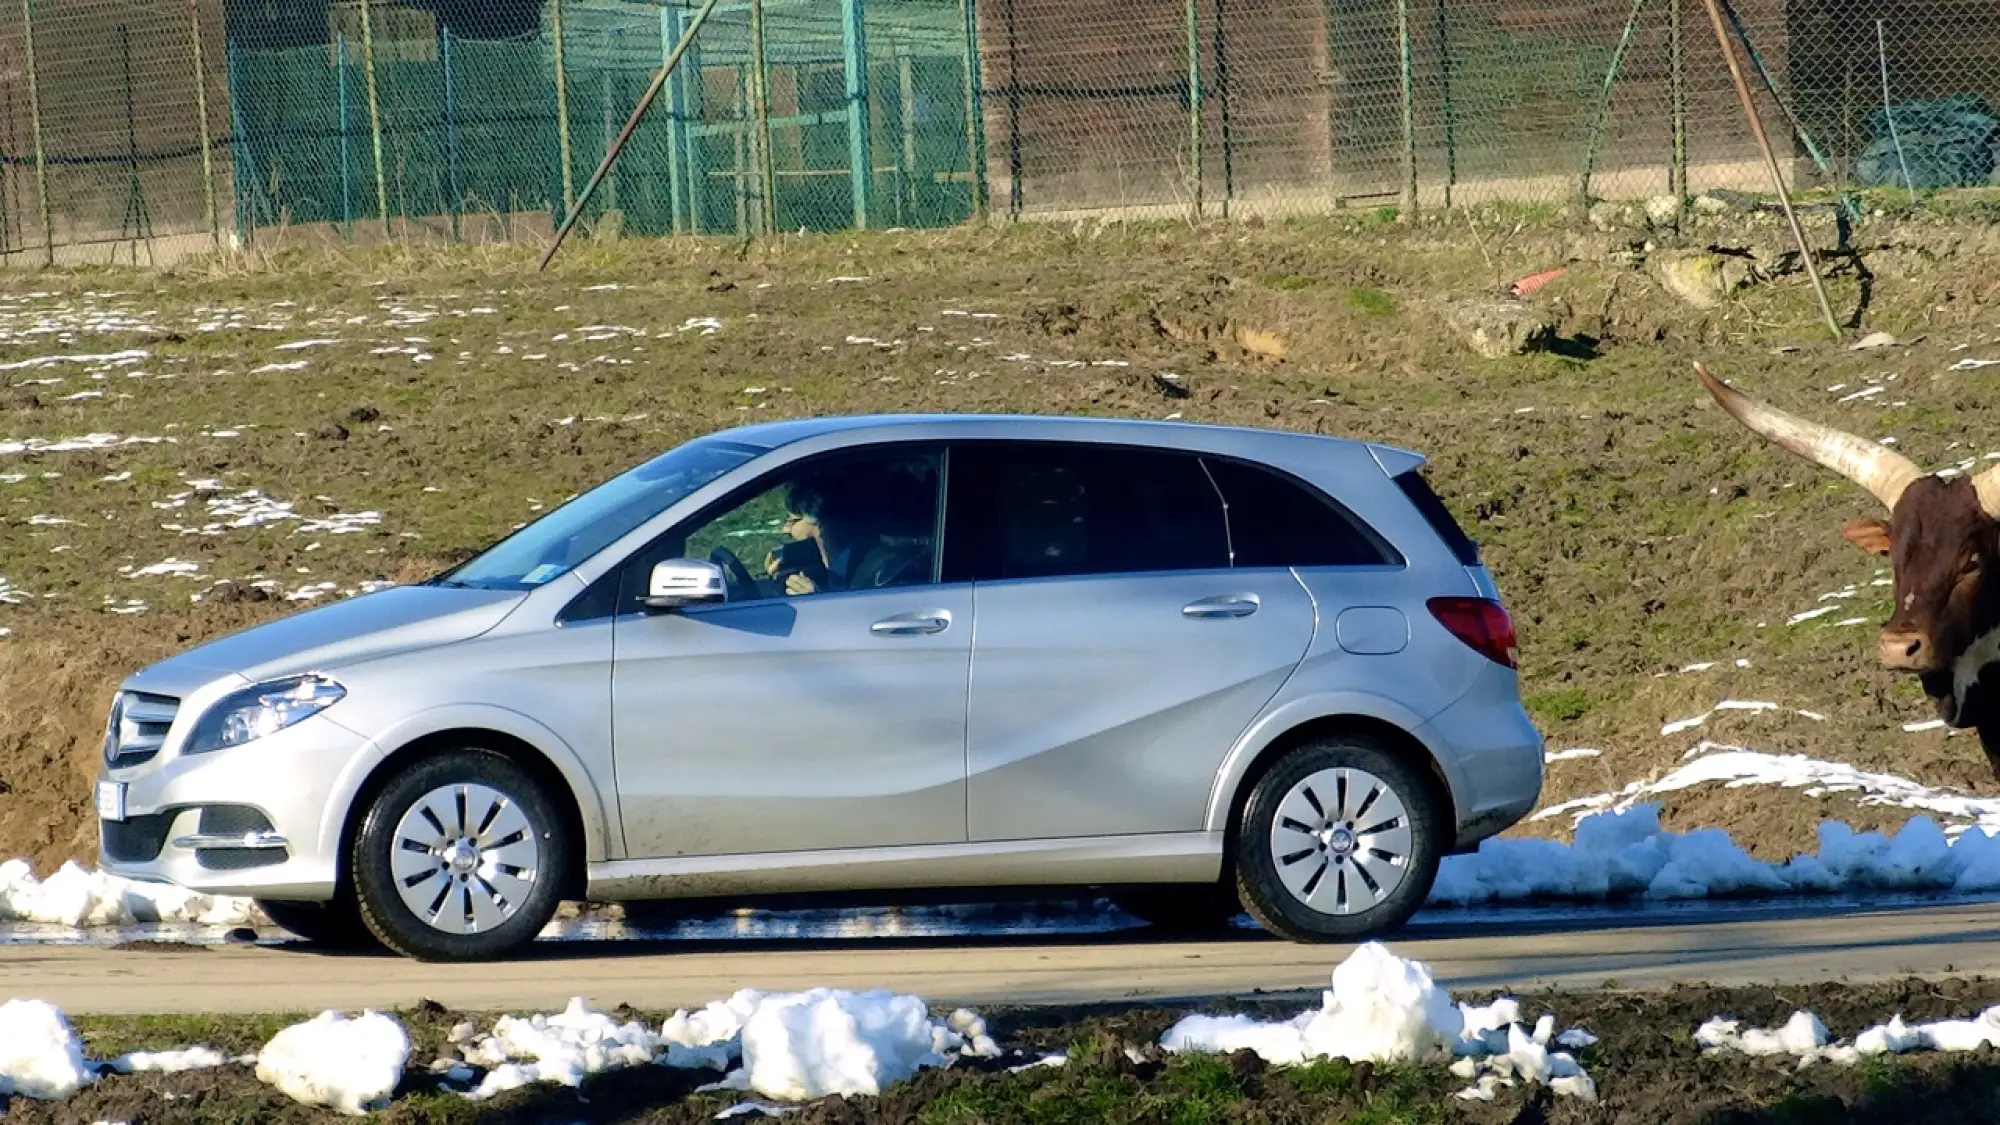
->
[0,0,1994,267]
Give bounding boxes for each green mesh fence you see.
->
[4,1,2000,267]
[225,0,979,245]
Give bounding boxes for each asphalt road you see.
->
[8,898,2000,1015]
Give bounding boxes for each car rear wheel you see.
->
[350,748,571,962]
[1234,734,1443,943]
[255,894,378,949]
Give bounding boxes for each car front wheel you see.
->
[350,748,571,962]
[1234,735,1443,943]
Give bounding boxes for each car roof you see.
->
[708,412,1425,473]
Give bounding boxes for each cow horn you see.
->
[1971,463,2000,520]
[1693,362,1923,512]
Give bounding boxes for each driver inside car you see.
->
[763,472,931,596]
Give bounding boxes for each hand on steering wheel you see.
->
[707,545,757,599]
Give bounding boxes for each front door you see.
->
[946,441,1318,843]
[610,444,970,859]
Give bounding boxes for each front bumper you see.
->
[95,711,367,900]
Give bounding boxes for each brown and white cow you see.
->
[1693,362,2000,774]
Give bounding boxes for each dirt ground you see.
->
[7,975,2000,1123]
[6,193,2000,872]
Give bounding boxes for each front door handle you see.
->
[872,611,952,636]
[1183,594,1260,619]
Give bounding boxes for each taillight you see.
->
[1427,597,1518,669]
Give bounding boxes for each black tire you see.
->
[1234,735,1445,943]
[255,894,379,949]
[350,748,572,962]
[1110,884,1245,935]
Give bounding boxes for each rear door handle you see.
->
[1183,593,1260,619]
[871,610,952,636]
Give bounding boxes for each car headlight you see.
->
[184,675,346,756]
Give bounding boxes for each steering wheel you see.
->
[707,545,758,600]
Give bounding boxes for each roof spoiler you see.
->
[1367,443,1427,478]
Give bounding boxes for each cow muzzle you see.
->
[1879,629,1944,673]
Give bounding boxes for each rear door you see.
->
[947,440,1317,842]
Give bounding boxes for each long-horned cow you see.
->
[1693,362,2000,775]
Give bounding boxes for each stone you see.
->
[1655,250,1759,308]
[1439,296,1557,359]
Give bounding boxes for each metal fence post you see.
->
[552,0,576,219]
[1669,0,1686,201]
[22,0,50,265]
[1185,0,1201,219]
[188,0,218,248]
[339,32,353,237]
[843,0,873,229]
[958,0,987,221]
[896,46,915,225]
[225,34,248,245]
[749,0,777,234]
[1214,0,1233,217]
[1396,0,1415,220]
[359,0,389,234]
[442,21,460,240]
[1432,0,1453,208]
[662,4,691,234]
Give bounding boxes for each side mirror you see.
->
[641,559,726,613]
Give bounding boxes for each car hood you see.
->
[124,584,529,699]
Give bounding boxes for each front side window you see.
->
[655,447,944,603]
[949,443,1230,581]
[437,436,769,592]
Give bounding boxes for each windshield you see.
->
[434,436,769,591]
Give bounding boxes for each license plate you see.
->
[96,780,126,822]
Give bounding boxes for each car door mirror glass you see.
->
[642,558,727,612]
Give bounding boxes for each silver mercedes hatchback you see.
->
[96,414,1543,961]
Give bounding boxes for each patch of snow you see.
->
[0,349,148,372]
[0,999,92,1100]
[108,1046,228,1074]
[129,558,200,578]
[275,339,339,350]
[1788,605,1838,625]
[0,433,174,456]
[1453,795,2000,908]
[256,1011,409,1115]
[1546,748,1601,763]
[1950,358,2000,371]
[249,360,310,374]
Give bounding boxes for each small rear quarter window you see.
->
[1202,458,1399,568]
[1392,469,1481,566]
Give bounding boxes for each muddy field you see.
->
[9,974,2000,1123]
[6,195,2000,872]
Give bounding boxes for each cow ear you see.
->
[1842,517,1893,556]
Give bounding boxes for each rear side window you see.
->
[1202,458,1400,568]
[948,443,1230,581]
[1393,469,1481,565]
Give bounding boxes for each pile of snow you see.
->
[456,997,664,1100]
[0,860,255,927]
[1430,800,2000,907]
[714,989,1000,1102]
[1697,1003,2000,1067]
[254,1010,409,1115]
[447,991,999,1105]
[0,999,94,1100]
[1161,942,1597,1103]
